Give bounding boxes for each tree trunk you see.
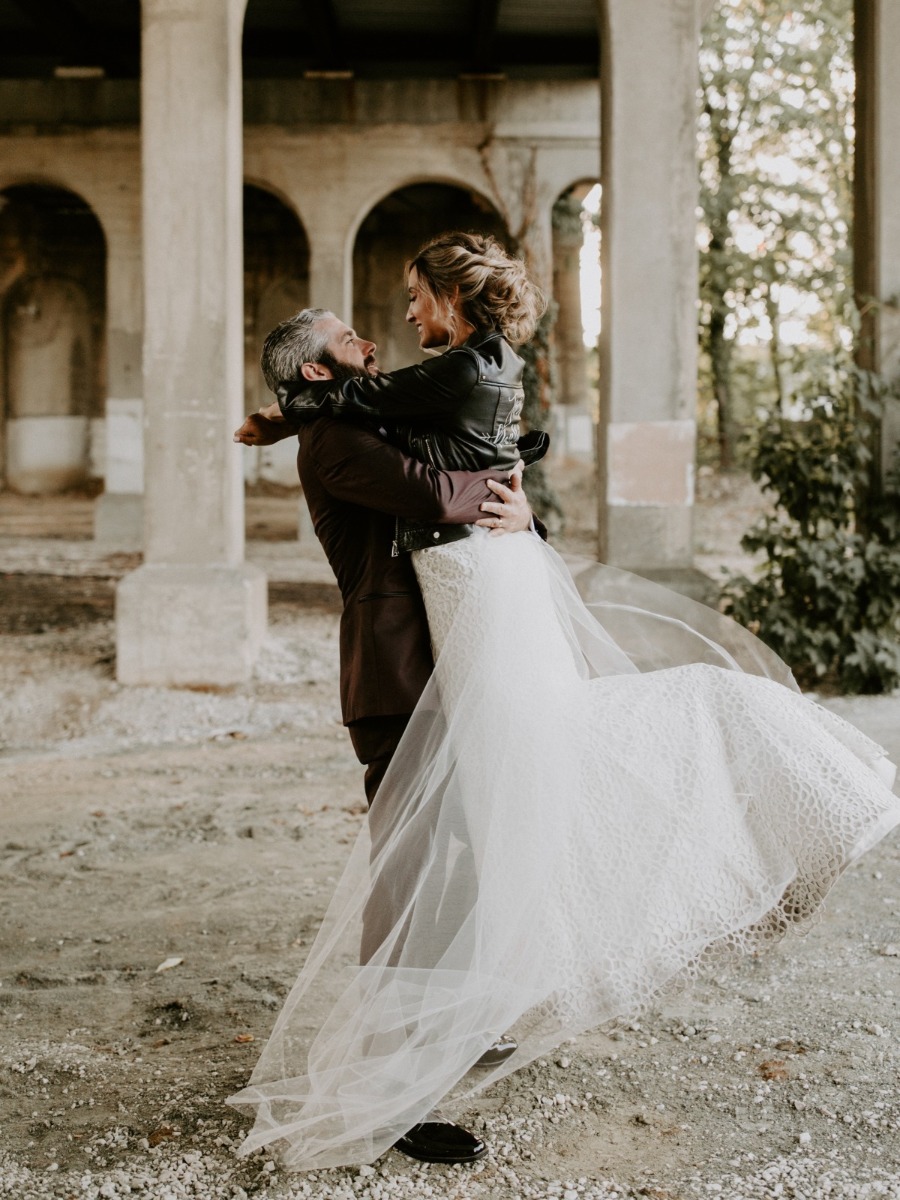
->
[709,303,734,469]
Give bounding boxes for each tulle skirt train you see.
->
[227,531,899,1169]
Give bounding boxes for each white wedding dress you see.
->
[228,530,899,1170]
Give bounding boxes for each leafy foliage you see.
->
[698,0,855,467]
[721,368,900,693]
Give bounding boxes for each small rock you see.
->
[798,1130,811,1145]
[154,956,183,974]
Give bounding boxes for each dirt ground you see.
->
[1,468,898,1200]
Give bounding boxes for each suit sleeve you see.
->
[306,420,502,523]
[277,351,478,425]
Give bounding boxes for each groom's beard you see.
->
[318,355,376,383]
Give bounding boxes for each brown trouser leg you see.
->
[347,714,411,809]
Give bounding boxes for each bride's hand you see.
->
[476,462,533,536]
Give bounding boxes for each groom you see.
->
[235,308,536,804]
[234,308,538,1165]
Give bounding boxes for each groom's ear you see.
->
[300,361,333,381]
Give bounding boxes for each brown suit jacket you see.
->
[297,417,506,725]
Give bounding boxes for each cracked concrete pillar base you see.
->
[115,564,267,687]
[94,494,144,551]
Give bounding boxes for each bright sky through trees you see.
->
[579,182,602,348]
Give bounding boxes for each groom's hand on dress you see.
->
[476,461,533,536]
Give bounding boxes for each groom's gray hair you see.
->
[261,308,333,392]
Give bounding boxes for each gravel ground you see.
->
[1,477,898,1200]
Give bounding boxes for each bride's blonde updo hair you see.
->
[407,231,546,346]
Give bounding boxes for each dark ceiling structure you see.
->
[0,0,600,81]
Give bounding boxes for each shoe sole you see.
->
[473,1046,517,1068]
[393,1141,488,1165]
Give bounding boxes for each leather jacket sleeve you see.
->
[277,350,479,425]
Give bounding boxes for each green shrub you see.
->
[721,367,900,693]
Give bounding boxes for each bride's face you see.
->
[406,266,453,350]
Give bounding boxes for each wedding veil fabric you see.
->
[227,531,900,1170]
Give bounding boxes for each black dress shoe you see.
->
[474,1034,518,1068]
[393,1118,488,1164]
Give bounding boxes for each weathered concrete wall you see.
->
[0,19,716,579]
[242,185,309,487]
[0,177,116,493]
[0,79,599,503]
[352,182,509,371]
[242,79,599,318]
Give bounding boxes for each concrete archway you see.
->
[0,183,106,493]
[352,182,508,371]
[551,179,601,459]
[243,184,310,487]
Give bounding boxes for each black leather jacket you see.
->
[277,329,548,553]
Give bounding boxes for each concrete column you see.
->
[855,0,900,475]
[521,205,555,300]
[596,0,699,570]
[116,0,266,687]
[308,228,353,320]
[94,225,144,550]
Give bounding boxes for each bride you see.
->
[227,232,900,1171]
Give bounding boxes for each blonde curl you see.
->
[407,231,546,346]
